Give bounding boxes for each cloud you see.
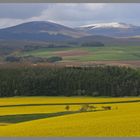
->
[0,18,23,28]
[0,4,48,19]
[28,3,140,27]
[36,4,106,26]
[0,3,140,28]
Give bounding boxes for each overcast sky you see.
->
[0,3,140,28]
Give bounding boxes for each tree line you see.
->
[5,56,62,63]
[0,65,139,97]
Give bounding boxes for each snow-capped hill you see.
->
[79,22,134,29]
[77,22,140,37]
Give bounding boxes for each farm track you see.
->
[60,60,140,67]
[0,111,80,124]
[0,110,106,124]
[0,99,140,108]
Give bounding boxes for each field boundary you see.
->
[0,99,140,108]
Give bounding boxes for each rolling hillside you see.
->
[0,21,87,41]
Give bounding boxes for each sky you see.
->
[0,3,140,28]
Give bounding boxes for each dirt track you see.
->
[60,60,140,68]
[1,60,139,68]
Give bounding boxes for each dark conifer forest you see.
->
[0,64,139,97]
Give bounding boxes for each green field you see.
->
[20,46,140,61]
[0,97,140,136]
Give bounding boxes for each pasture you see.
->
[0,97,140,136]
[21,46,140,61]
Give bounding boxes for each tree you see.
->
[65,105,70,111]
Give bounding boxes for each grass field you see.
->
[0,96,140,137]
[21,46,140,61]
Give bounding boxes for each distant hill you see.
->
[77,22,140,37]
[77,35,140,46]
[0,21,87,41]
[0,21,140,46]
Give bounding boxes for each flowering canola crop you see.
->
[0,97,139,137]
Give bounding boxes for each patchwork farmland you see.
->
[19,46,140,67]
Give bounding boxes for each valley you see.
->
[0,3,140,137]
[0,21,140,67]
[15,45,140,67]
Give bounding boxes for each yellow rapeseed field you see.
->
[0,97,139,137]
[0,96,139,105]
